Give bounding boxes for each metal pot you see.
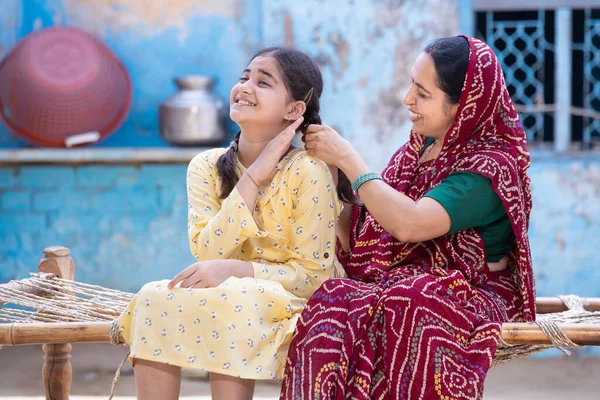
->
[159,75,227,146]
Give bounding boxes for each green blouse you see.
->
[420,139,514,262]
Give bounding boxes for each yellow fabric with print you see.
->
[117,147,342,380]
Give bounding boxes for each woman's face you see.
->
[229,55,293,138]
[403,52,459,141]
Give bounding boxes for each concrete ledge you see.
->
[0,148,212,165]
[2,147,599,165]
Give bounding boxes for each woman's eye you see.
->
[259,80,270,87]
[417,92,426,98]
[239,76,248,82]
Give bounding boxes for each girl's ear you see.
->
[284,101,307,121]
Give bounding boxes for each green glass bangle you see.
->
[352,172,382,193]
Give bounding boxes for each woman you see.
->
[282,36,534,399]
[116,47,354,400]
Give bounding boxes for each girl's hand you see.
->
[304,123,355,168]
[247,117,304,184]
[167,260,252,289]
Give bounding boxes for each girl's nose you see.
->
[239,81,253,94]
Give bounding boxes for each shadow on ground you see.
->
[1,343,599,399]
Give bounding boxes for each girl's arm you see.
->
[173,155,339,291]
[187,151,268,261]
[188,118,304,261]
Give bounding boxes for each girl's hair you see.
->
[216,46,358,204]
[423,37,470,105]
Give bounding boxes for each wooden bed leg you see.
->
[38,246,75,282]
[38,246,75,400]
[43,343,73,400]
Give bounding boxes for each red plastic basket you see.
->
[0,27,132,147]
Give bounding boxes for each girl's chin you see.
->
[229,111,247,124]
[230,107,258,118]
[230,116,252,126]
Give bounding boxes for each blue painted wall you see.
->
[528,156,600,297]
[0,163,192,292]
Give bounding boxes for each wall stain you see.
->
[58,0,242,39]
[366,38,417,142]
[554,231,566,250]
[365,0,457,143]
[311,25,350,90]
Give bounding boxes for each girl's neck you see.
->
[236,124,286,168]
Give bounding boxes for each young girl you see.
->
[116,47,356,400]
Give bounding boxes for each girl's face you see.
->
[230,55,301,139]
[403,52,459,141]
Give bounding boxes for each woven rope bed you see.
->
[1,246,600,399]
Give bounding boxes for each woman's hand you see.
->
[304,123,356,169]
[167,259,253,289]
[246,117,304,184]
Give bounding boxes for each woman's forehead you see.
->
[411,52,436,82]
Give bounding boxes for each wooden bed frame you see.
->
[1,246,600,400]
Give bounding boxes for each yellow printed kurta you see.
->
[117,147,341,379]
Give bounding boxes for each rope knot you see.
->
[109,319,126,346]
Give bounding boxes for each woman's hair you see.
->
[423,37,470,105]
[216,46,358,204]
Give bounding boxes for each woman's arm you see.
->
[340,152,450,243]
[305,125,450,243]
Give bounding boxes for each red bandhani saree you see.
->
[280,36,535,400]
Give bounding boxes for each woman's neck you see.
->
[433,138,445,155]
[434,137,444,149]
[420,136,445,163]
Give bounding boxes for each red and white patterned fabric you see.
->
[280,36,535,400]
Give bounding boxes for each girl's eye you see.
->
[417,92,426,98]
[259,80,270,87]
[239,76,249,82]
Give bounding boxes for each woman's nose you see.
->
[403,87,414,106]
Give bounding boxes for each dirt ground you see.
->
[1,343,599,399]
